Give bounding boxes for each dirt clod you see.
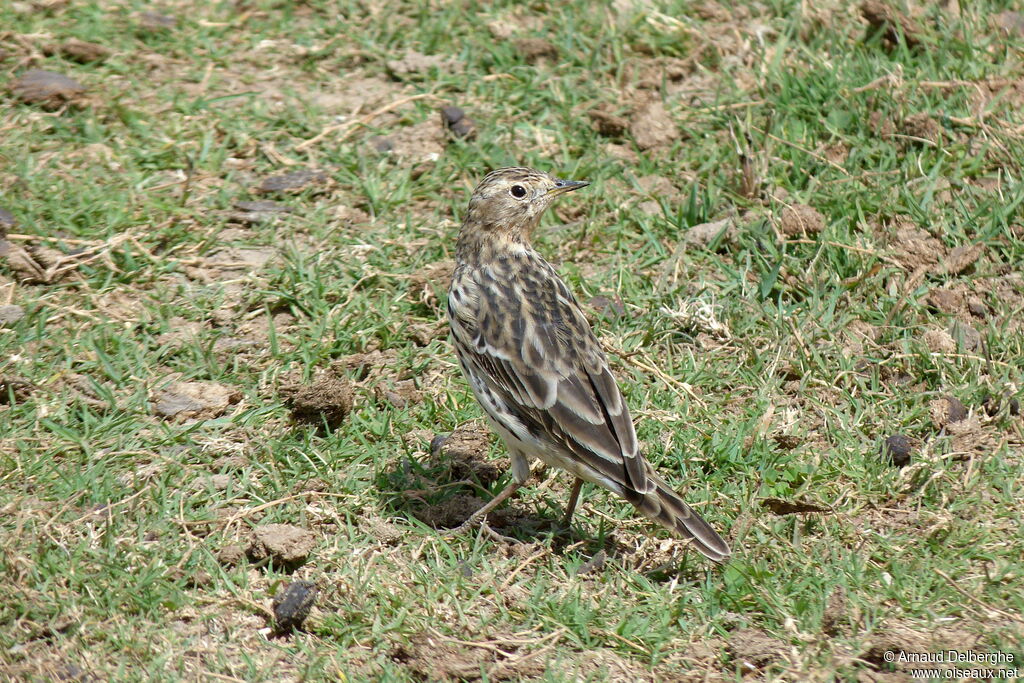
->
[362,517,404,545]
[153,381,242,420]
[2,242,66,284]
[996,11,1024,37]
[281,369,354,428]
[272,580,318,633]
[258,169,328,193]
[233,200,293,214]
[780,204,825,237]
[408,260,454,311]
[966,296,987,318]
[513,37,558,63]
[588,107,628,138]
[881,434,913,467]
[0,376,33,405]
[368,135,393,153]
[926,288,962,315]
[376,379,422,408]
[217,544,246,566]
[890,224,945,271]
[629,98,677,150]
[577,550,607,576]
[10,69,86,108]
[416,494,492,529]
[685,217,738,249]
[922,328,955,354]
[138,12,177,30]
[761,498,832,515]
[821,587,847,636]
[47,39,111,63]
[0,305,25,326]
[902,113,941,144]
[948,320,981,351]
[587,294,625,320]
[942,243,984,276]
[0,208,14,230]
[185,570,212,588]
[930,396,967,429]
[248,524,316,567]
[860,0,925,48]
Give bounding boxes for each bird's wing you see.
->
[449,258,652,494]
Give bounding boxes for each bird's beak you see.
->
[548,178,589,195]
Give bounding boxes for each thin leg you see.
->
[448,480,523,536]
[562,478,584,527]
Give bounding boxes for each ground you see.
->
[2,0,1023,681]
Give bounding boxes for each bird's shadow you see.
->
[377,442,562,543]
[378,436,709,577]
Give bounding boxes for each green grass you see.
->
[2,0,1023,680]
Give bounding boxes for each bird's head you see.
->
[462,167,588,241]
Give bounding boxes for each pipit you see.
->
[446,167,730,562]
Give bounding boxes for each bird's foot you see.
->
[445,516,518,543]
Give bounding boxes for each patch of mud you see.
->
[726,627,788,673]
[413,494,533,532]
[391,632,544,681]
[859,620,986,674]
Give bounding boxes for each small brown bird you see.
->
[446,167,730,562]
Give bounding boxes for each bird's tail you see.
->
[624,475,731,562]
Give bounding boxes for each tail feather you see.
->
[624,476,730,562]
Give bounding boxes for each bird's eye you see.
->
[510,185,527,199]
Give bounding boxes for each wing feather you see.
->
[449,256,650,494]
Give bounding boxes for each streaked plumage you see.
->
[447,167,730,562]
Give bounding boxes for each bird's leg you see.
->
[448,480,523,536]
[562,478,584,527]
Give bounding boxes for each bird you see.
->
[446,167,730,562]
